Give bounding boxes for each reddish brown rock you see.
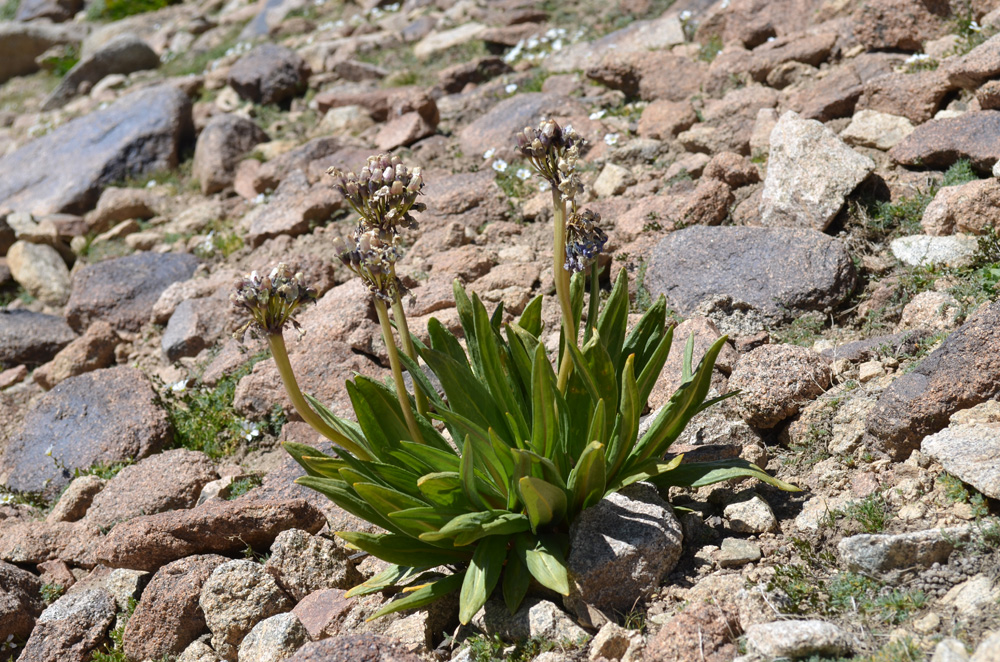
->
[293,588,354,640]
[921,177,1000,235]
[586,51,708,102]
[890,110,1000,171]
[192,114,269,195]
[638,100,698,140]
[729,344,831,429]
[703,152,760,188]
[866,300,1000,459]
[82,449,218,531]
[749,32,837,81]
[314,87,438,126]
[123,554,229,661]
[428,244,494,282]
[287,633,422,662]
[17,589,116,662]
[0,520,103,567]
[942,33,1000,89]
[46,475,106,523]
[644,602,741,662]
[243,170,342,248]
[252,137,342,192]
[0,560,45,640]
[375,112,435,151]
[33,320,118,390]
[94,497,325,572]
[36,559,76,589]
[853,0,952,52]
[437,56,512,93]
[856,70,954,125]
[784,66,864,122]
[649,317,737,409]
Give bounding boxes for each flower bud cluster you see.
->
[565,209,608,273]
[329,153,426,303]
[328,153,426,237]
[515,119,583,204]
[232,264,317,339]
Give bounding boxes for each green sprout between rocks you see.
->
[231,124,798,625]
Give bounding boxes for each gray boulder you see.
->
[745,620,854,659]
[238,612,309,662]
[564,482,682,626]
[0,84,192,216]
[43,34,160,111]
[228,44,308,106]
[192,114,269,195]
[0,366,171,494]
[760,111,875,231]
[0,310,76,367]
[838,527,970,575]
[645,226,856,323]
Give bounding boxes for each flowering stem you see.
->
[374,297,425,445]
[552,190,576,392]
[266,332,372,460]
[584,261,600,345]
[390,271,429,418]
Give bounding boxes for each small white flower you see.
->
[539,180,551,192]
[589,109,606,120]
[604,133,620,146]
[483,148,496,160]
[680,10,692,20]
[45,445,53,457]
[766,35,776,42]
[516,168,531,180]
[239,420,261,441]
[145,180,157,188]
[552,38,563,51]
[505,83,518,94]
[492,158,509,173]
[0,494,13,505]
[171,379,188,393]
[970,20,982,32]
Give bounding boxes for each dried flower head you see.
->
[328,153,426,236]
[564,208,607,272]
[232,264,317,339]
[332,232,406,304]
[515,119,584,201]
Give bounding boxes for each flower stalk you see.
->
[391,294,429,417]
[375,298,425,445]
[552,189,577,391]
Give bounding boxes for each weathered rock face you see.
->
[1,366,171,494]
[890,111,1000,172]
[458,93,585,160]
[243,170,341,248]
[866,300,1000,459]
[838,527,969,575]
[6,240,72,305]
[476,597,589,642]
[43,34,160,111]
[237,612,309,662]
[565,483,682,626]
[33,320,119,390]
[0,22,84,83]
[123,554,229,661]
[229,43,309,106]
[193,114,270,195]
[264,529,362,601]
[161,295,233,362]
[855,69,952,125]
[921,177,1000,236]
[729,344,831,428]
[286,633,423,662]
[853,0,952,52]
[95,497,325,571]
[644,602,741,662]
[82,449,218,530]
[0,560,46,640]
[759,111,875,231]
[17,589,117,662]
[65,252,199,333]
[586,50,708,102]
[745,619,855,659]
[0,85,192,216]
[0,520,103,567]
[645,226,857,322]
[200,560,294,661]
[922,421,1000,500]
[0,310,77,367]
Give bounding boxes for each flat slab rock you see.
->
[0,366,171,494]
[65,251,199,333]
[286,632,423,662]
[865,300,1000,459]
[890,110,1000,172]
[95,496,325,572]
[838,527,971,575]
[922,423,1000,499]
[457,92,585,161]
[645,225,856,322]
[0,309,77,367]
[0,84,191,216]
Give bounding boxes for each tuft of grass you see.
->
[163,355,286,459]
[40,583,65,605]
[0,0,17,19]
[772,311,827,347]
[90,598,138,662]
[160,27,245,77]
[698,35,724,63]
[89,0,179,21]
[827,492,892,533]
[464,633,586,662]
[226,475,263,500]
[941,158,978,187]
[74,459,132,481]
[938,473,990,518]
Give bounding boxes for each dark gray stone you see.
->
[161,295,232,362]
[228,44,308,106]
[457,92,586,161]
[0,366,172,494]
[865,301,1000,459]
[0,85,192,216]
[890,110,1000,172]
[43,34,160,111]
[66,252,199,333]
[16,0,82,23]
[0,310,77,367]
[0,560,45,640]
[645,226,857,322]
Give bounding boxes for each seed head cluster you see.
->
[231,263,317,339]
[515,119,583,203]
[328,153,426,303]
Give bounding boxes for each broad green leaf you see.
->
[652,459,801,491]
[419,346,509,442]
[345,564,421,598]
[459,536,507,623]
[635,324,674,408]
[396,441,459,472]
[516,533,570,596]
[582,331,617,415]
[389,507,461,533]
[346,379,401,460]
[453,512,529,546]
[504,324,536,402]
[296,476,403,536]
[519,476,567,533]
[596,268,629,374]
[460,437,487,511]
[606,455,683,493]
[416,472,467,510]
[338,531,472,566]
[510,449,565,489]
[516,294,543,337]
[297,455,347,480]
[453,281,484,380]
[568,441,606,516]
[420,510,516,544]
[587,398,608,449]
[680,332,695,384]
[427,316,470,368]
[473,296,529,441]
[369,572,465,620]
[530,343,561,458]
[353,483,427,520]
[282,441,332,477]
[622,295,666,377]
[610,355,640,477]
[502,547,531,614]
[304,394,372,458]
